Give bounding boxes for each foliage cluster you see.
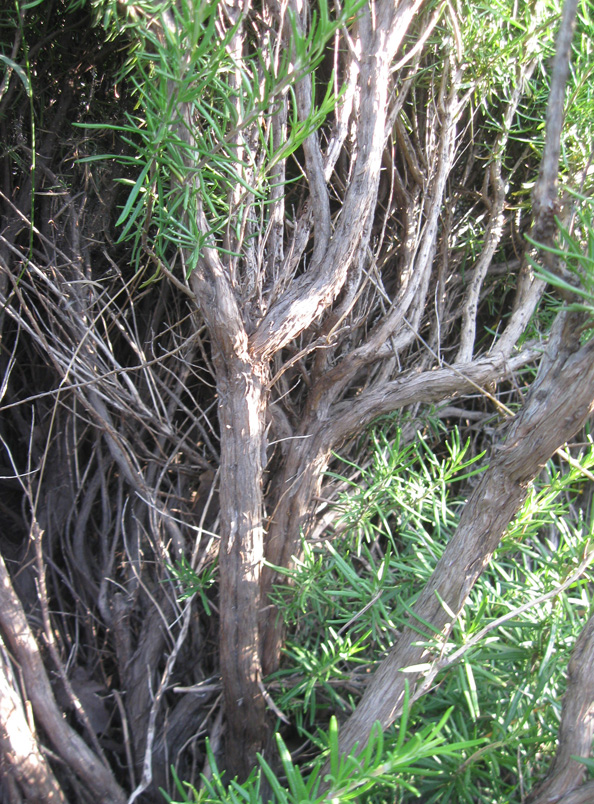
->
[76,0,361,278]
[167,423,594,803]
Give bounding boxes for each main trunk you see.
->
[216,355,268,779]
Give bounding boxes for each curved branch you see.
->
[304,58,463,411]
[457,58,538,362]
[0,636,66,804]
[553,782,594,804]
[0,553,126,804]
[261,342,541,674]
[326,344,541,447]
[250,0,423,360]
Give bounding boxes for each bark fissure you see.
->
[216,357,269,778]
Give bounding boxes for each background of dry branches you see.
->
[2,0,594,802]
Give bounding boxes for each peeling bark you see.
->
[260,345,541,676]
[1,0,590,795]
[549,782,594,804]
